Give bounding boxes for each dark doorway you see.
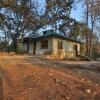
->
[33,41,36,55]
[26,38,30,53]
[74,44,78,55]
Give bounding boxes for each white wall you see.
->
[29,43,33,54]
[52,38,76,52]
[22,43,27,51]
[52,38,81,59]
[63,40,74,51]
[22,42,35,54]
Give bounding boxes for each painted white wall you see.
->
[63,40,74,51]
[52,38,81,58]
[22,43,27,51]
[29,43,33,54]
[52,38,77,52]
[52,38,58,54]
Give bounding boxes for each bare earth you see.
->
[0,53,100,100]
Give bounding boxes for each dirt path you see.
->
[0,53,100,100]
[25,55,100,84]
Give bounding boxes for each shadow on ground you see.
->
[26,56,100,73]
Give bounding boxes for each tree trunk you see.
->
[88,0,94,57]
[85,31,89,56]
[85,0,89,57]
[13,41,18,53]
[89,25,93,57]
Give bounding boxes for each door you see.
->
[74,44,78,56]
[33,41,36,55]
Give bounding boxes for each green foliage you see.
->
[9,42,27,54]
[59,19,86,40]
[0,0,34,53]
[91,44,100,60]
[16,48,27,54]
[0,42,7,51]
[9,43,15,52]
[45,0,74,29]
[69,20,85,40]
[80,44,85,56]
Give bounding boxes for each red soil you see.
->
[0,53,100,100]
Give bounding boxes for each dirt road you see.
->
[0,53,100,100]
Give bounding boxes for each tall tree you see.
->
[44,0,74,32]
[76,0,99,57]
[0,0,38,53]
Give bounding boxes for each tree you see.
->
[76,0,100,57]
[0,0,38,53]
[43,0,74,32]
[88,0,97,57]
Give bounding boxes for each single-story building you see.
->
[23,30,83,59]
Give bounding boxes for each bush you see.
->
[16,47,27,54]
[91,45,100,60]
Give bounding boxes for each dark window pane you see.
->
[73,44,78,55]
[41,39,48,49]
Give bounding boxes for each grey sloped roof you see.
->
[24,30,82,44]
[28,33,40,38]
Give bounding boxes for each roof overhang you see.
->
[23,33,83,44]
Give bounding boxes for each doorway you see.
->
[33,41,36,55]
[74,44,78,56]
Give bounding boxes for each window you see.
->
[58,41,63,50]
[41,39,48,49]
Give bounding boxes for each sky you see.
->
[70,3,83,21]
